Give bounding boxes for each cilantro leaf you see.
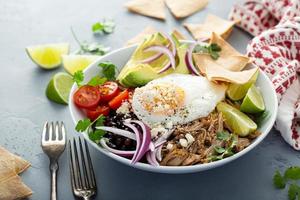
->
[273,170,286,189]
[288,184,300,200]
[217,131,230,141]
[73,70,84,87]
[89,129,106,142]
[193,43,222,60]
[95,115,106,127]
[75,118,91,132]
[88,76,107,86]
[98,61,116,80]
[92,19,115,34]
[214,146,226,154]
[285,167,300,180]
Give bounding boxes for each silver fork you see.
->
[69,137,97,200]
[41,121,66,200]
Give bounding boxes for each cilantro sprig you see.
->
[92,19,115,34]
[75,115,106,143]
[73,70,84,87]
[71,27,110,56]
[193,43,222,60]
[273,166,300,200]
[98,61,117,80]
[210,131,237,161]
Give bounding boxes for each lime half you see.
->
[26,43,69,69]
[226,69,259,101]
[217,102,257,137]
[240,85,265,113]
[46,72,73,104]
[62,55,100,75]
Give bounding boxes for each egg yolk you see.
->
[140,84,185,115]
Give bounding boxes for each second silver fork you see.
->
[41,121,66,200]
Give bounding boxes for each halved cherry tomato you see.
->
[108,89,129,110]
[73,85,101,109]
[86,105,110,121]
[98,81,120,102]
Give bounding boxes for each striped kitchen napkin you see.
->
[229,0,300,149]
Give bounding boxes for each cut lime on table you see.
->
[46,72,73,105]
[226,69,259,101]
[217,102,257,137]
[62,55,100,75]
[240,85,265,113]
[26,43,69,69]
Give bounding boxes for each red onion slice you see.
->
[146,151,160,167]
[185,43,201,76]
[155,145,163,162]
[123,122,142,164]
[100,138,135,157]
[96,126,136,140]
[162,33,176,56]
[144,45,176,73]
[140,43,171,64]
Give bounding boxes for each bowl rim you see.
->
[69,41,278,174]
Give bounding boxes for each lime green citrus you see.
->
[240,85,265,113]
[26,43,69,69]
[62,55,100,75]
[217,102,257,137]
[226,69,259,101]
[46,72,73,105]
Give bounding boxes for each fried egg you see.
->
[132,74,227,128]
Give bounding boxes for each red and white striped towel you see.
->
[229,0,300,149]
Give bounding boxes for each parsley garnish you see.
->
[273,166,300,200]
[193,43,222,60]
[217,131,230,141]
[73,70,84,87]
[87,76,107,86]
[75,115,106,143]
[98,61,117,80]
[71,27,110,56]
[92,19,115,34]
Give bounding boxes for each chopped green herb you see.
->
[288,184,300,200]
[92,19,115,34]
[285,167,300,181]
[210,134,237,161]
[75,115,106,143]
[217,131,230,141]
[273,170,286,189]
[88,76,107,86]
[98,61,116,80]
[214,146,226,154]
[193,43,222,60]
[73,70,84,87]
[75,118,91,132]
[71,27,110,56]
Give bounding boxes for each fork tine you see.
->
[49,122,54,141]
[55,121,59,141]
[79,138,90,189]
[42,122,48,145]
[61,122,66,142]
[84,139,96,188]
[73,139,83,189]
[69,141,77,190]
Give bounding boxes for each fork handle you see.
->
[83,197,91,200]
[50,161,59,200]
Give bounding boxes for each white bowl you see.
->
[69,42,278,174]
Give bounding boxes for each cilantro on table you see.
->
[92,19,115,34]
[273,166,300,200]
[98,61,117,80]
[73,70,84,87]
[75,115,106,143]
[210,131,237,161]
[193,43,222,60]
[71,27,110,56]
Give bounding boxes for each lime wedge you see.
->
[226,69,259,101]
[62,55,100,75]
[26,43,69,69]
[240,85,265,113]
[46,72,73,104]
[217,102,257,137]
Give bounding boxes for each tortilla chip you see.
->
[0,175,32,200]
[184,14,236,40]
[0,160,16,182]
[125,0,165,20]
[165,0,209,19]
[171,29,187,40]
[205,63,258,84]
[0,146,31,174]
[126,26,158,46]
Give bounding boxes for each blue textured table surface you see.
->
[0,0,299,199]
